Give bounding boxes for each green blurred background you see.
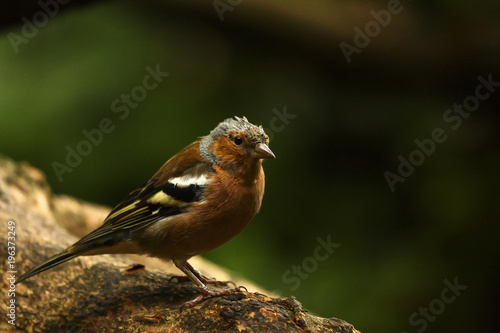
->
[1,1,499,332]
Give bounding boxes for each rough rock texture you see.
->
[0,156,360,332]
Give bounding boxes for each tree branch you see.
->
[0,155,360,332]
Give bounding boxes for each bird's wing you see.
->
[15,142,213,284]
[74,143,213,249]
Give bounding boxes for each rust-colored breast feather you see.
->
[163,161,265,260]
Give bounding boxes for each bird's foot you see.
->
[169,274,236,287]
[181,285,247,308]
[202,277,237,287]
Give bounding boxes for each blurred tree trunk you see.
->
[0,155,360,332]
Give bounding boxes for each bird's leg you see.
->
[173,260,244,307]
[169,261,235,287]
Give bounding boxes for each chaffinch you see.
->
[16,116,275,307]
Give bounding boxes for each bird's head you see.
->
[200,116,275,177]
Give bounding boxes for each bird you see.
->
[16,116,275,307]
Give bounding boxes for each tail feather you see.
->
[16,248,83,284]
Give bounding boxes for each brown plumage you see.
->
[16,116,275,307]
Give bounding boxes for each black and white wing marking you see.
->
[72,173,210,249]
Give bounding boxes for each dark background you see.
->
[1,1,499,332]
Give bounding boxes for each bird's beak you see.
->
[254,143,276,159]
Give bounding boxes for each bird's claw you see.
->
[169,274,236,288]
[179,285,246,310]
[235,285,247,292]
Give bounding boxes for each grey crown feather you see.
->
[199,116,268,164]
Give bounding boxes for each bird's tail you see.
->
[15,247,84,284]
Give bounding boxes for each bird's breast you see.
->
[153,165,265,260]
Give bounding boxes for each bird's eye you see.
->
[233,136,243,145]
